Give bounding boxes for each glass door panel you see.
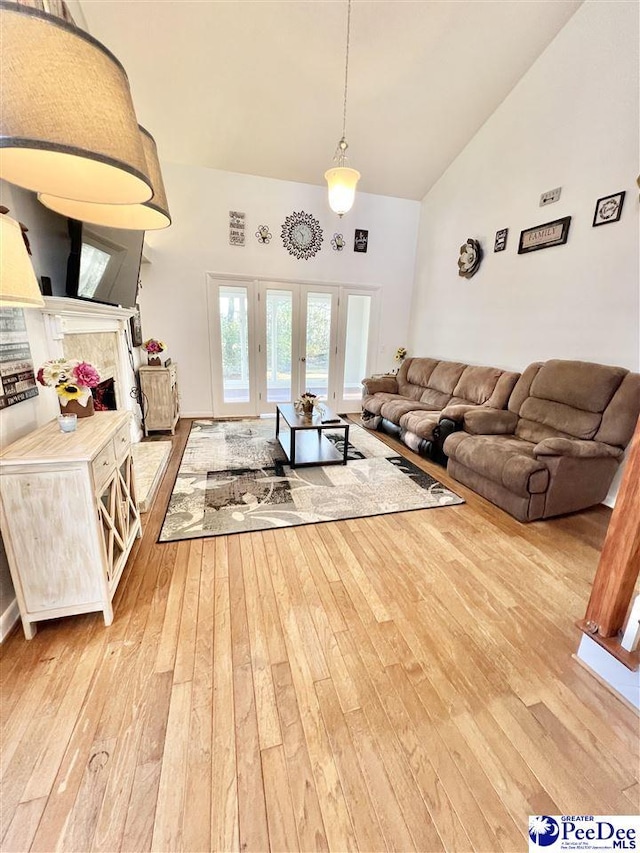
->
[343,294,372,400]
[219,285,250,404]
[303,292,333,398]
[265,289,293,403]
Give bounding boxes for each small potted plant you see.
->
[294,391,321,418]
[37,357,101,417]
[142,338,166,366]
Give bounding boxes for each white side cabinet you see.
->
[0,411,141,639]
[139,363,179,435]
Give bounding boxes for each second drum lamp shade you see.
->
[39,127,172,230]
[0,2,152,205]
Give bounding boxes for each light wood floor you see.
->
[1,418,638,853]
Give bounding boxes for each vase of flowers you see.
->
[295,391,321,418]
[395,346,407,363]
[37,358,101,418]
[142,338,165,366]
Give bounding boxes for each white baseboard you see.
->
[576,634,639,710]
[0,598,20,643]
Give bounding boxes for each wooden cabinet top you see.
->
[0,411,131,466]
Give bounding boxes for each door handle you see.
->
[300,357,306,362]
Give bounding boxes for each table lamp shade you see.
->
[39,127,172,230]
[0,2,152,205]
[0,216,45,308]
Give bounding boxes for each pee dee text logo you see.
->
[529,816,640,852]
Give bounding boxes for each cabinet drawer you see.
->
[92,441,116,491]
[114,421,131,463]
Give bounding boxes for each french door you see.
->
[209,278,376,417]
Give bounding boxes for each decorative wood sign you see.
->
[518,217,571,254]
[229,210,246,246]
[0,308,39,409]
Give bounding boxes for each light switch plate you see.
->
[540,187,562,206]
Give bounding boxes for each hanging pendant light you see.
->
[38,127,172,230]
[0,2,152,205]
[0,216,45,308]
[325,0,360,217]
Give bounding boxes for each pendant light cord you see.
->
[341,0,352,142]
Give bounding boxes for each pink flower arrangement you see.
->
[142,338,165,354]
[37,358,100,401]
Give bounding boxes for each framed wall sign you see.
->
[494,228,508,252]
[592,191,625,227]
[518,217,571,254]
[0,308,39,409]
[354,229,368,253]
[229,210,246,246]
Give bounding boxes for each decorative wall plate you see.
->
[457,238,483,278]
[281,211,323,259]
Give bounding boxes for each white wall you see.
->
[139,164,421,416]
[410,0,639,375]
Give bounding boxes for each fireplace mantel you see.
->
[40,297,142,441]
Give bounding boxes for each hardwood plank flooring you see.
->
[1,417,638,852]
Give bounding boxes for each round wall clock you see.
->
[457,238,483,278]
[281,211,323,260]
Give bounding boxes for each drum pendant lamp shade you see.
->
[0,2,152,205]
[0,216,45,308]
[39,127,172,230]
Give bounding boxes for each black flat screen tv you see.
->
[65,218,144,308]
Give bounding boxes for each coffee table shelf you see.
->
[276,404,349,468]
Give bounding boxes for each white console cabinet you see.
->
[0,411,141,639]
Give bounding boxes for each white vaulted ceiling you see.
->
[79,0,583,201]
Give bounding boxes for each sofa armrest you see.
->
[533,437,623,460]
[362,376,398,395]
[463,408,518,435]
[440,403,477,422]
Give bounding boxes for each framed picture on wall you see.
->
[130,305,143,347]
[518,217,571,254]
[592,191,625,227]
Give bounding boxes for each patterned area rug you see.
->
[158,418,464,541]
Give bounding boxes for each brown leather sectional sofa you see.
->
[362,356,640,521]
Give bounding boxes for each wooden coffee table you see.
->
[275,404,350,468]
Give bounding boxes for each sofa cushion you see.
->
[452,365,504,405]
[397,358,436,400]
[380,399,440,422]
[530,359,626,413]
[595,372,640,448]
[445,433,549,497]
[362,392,400,416]
[403,358,439,388]
[517,397,602,440]
[399,410,440,440]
